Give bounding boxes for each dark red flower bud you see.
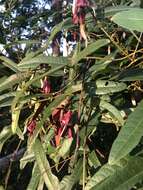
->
[27,120,36,134]
[41,77,51,94]
[76,0,89,7]
[60,110,72,127]
[72,0,89,24]
[52,108,61,122]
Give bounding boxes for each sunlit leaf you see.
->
[27,164,40,190]
[74,39,110,63]
[118,68,143,81]
[0,73,30,92]
[33,139,59,190]
[85,157,128,190]
[86,156,143,190]
[0,126,12,152]
[18,55,69,70]
[100,100,124,126]
[111,8,143,32]
[84,80,127,95]
[0,56,21,72]
[60,159,83,190]
[109,99,143,164]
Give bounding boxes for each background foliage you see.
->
[0,0,143,189]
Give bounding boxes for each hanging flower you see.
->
[52,108,61,122]
[72,0,89,24]
[27,120,36,135]
[51,109,73,146]
[41,77,51,94]
[60,110,72,127]
[72,0,89,46]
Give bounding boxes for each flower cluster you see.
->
[27,78,74,146]
[52,108,73,146]
[72,0,89,24]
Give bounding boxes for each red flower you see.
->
[76,0,89,7]
[68,128,73,138]
[60,110,72,127]
[41,77,51,94]
[51,109,73,146]
[52,108,61,122]
[55,127,63,146]
[72,0,89,24]
[27,120,36,134]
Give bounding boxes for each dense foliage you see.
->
[0,0,143,189]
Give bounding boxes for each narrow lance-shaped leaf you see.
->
[100,100,124,126]
[89,156,143,190]
[111,8,143,32]
[109,99,143,164]
[27,164,40,190]
[33,139,59,190]
[51,138,73,163]
[0,73,30,93]
[84,80,127,95]
[5,39,41,48]
[60,159,83,190]
[0,56,21,72]
[18,55,69,70]
[37,177,44,190]
[105,6,134,17]
[118,68,143,81]
[0,126,12,152]
[74,39,110,63]
[85,157,129,190]
[11,100,24,135]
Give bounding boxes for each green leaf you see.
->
[27,164,40,190]
[33,139,59,190]
[0,186,4,190]
[11,103,24,134]
[105,6,135,17]
[84,80,127,95]
[0,126,12,152]
[0,73,30,92]
[5,40,41,48]
[100,100,124,126]
[37,177,44,190]
[88,151,101,168]
[0,98,13,108]
[60,159,83,190]
[109,99,143,164]
[111,8,143,32]
[0,92,16,102]
[118,68,143,81]
[18,55,69,70]
[88,156,143,190]
[0,56,21,72]
[51,138,73,163]
[89,56,113,76]
[74,39,110,63]
[20,151,35,169]
[85,157,128,190]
